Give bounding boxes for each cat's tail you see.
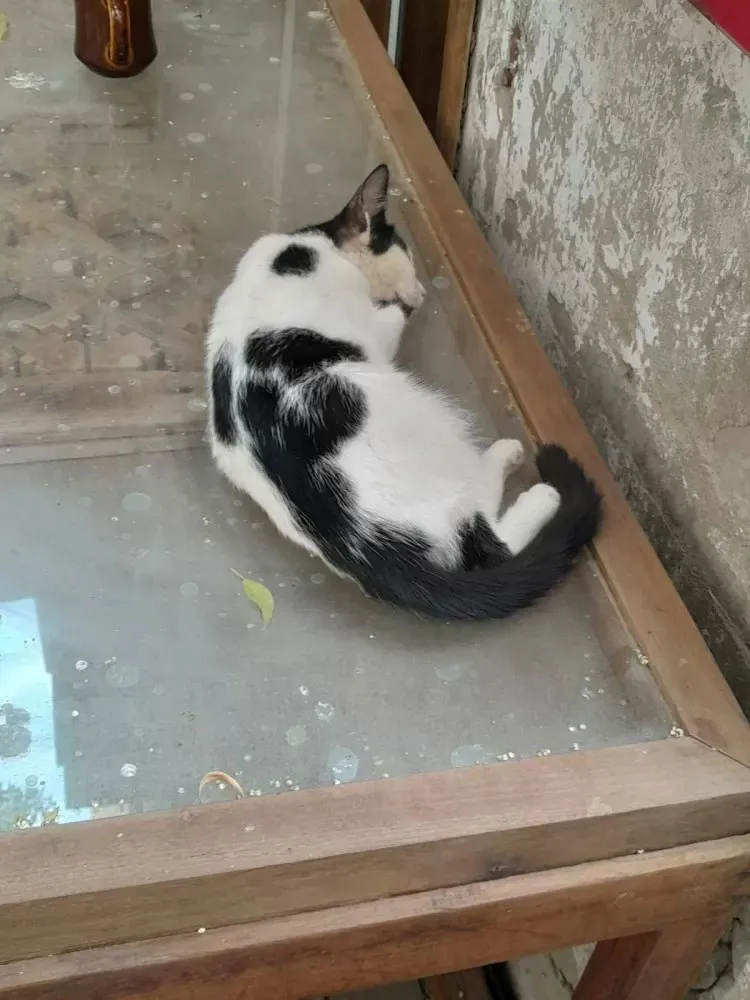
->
[363,445,602,621]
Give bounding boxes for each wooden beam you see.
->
[327,0,750,767]
[2,836,748,1000]
[572,911,731,1000]
[2,739,750,962]
[435,0,477,167]
[398,0,450,134]
[361,0,391,47]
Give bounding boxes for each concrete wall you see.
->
[458,0,750,707]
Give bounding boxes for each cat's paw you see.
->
[524,482,561,519]
[486,438,525,473]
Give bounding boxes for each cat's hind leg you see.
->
[479,439,560,554]
[492,484,560,554]
[480,438,525,515]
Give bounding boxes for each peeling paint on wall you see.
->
[459,0,750,699]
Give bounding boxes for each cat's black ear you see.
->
[305,164,391,247]
[358,163,390,218]
[340,163,390,236]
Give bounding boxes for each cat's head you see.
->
[302,164,425,313]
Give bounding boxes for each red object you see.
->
[691,0,750,52]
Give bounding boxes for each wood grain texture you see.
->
[573,911,731,1000]
[435,0,477,167]
[3,836,748,1000]
[0,371,205,447]
[361,0,391,46]
[3,739,750,962]
[327,0,750,767]
[398,0,450,134]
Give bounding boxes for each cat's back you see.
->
[208,231,371,356]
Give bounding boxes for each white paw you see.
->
[487,438,525,472]
[526,482,561,518]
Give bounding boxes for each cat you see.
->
[206,163,601,621]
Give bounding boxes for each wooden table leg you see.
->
[572,911,729,1000]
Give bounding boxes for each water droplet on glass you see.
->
[52,258,74,275]
[186,132,206,144]
[286,725,308,747]
[120,763,137,777]
[310,573,325,585]
[187,397,208,412]
[327,746,359,783]
[122,492,152,513]
[315,701,335,722]
[435,662,463,682]
[198,82,213,92]
[107,384,121,395]
[179,581,199,598]
[305,162,323,174]
[75,659,88,671]
[298,684,309,697]
[450,744,488,768]
[179,92,195,101]
[106,661,140,688]
[432,275,450,290]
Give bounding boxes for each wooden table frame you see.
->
[2,3,750,999]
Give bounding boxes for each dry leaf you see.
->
[198,770,245,800]
[42,806,60,826]
[231,568,274,625]
[0,15,7,40]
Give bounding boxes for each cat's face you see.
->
[303,164,426,312]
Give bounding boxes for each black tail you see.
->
[362,445,602,622]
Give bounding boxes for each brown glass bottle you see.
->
[74,0,157,78]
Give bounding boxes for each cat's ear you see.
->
[339,163,390,238]
[357,163,390,219]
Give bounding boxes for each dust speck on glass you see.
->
[0,0,670,835]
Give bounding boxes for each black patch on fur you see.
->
[368,209,406,255]
[458,514,511,571]
[244,328,364,382]
[271,243,318,277]
[296,215,348,248]
[238,328,368,554]
[210,350,236,445]
[298,211,408,256]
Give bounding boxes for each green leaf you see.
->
[231,568,274,626]
[0,15,8,41]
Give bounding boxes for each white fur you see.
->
[206,229,560,565]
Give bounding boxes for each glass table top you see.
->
[0,0,670,832]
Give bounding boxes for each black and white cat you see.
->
[206,164,601,621]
